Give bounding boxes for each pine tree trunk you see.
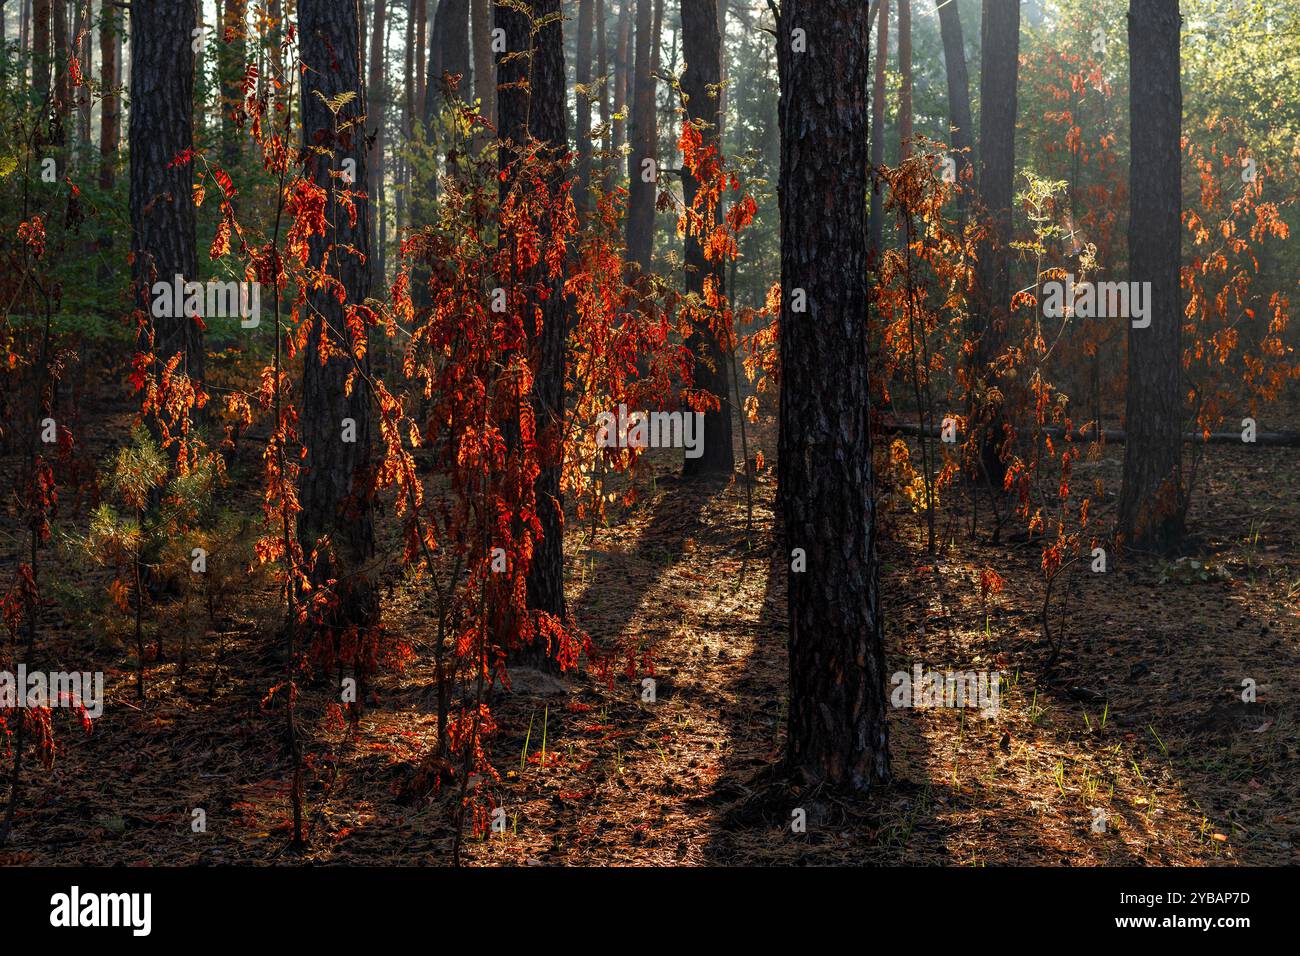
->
[129,0,202,383]
[611,0,630,160]
[525,0,568,622]
[414,0,427,119]
[471,0,494,125]
[218,0,247,172]
[868,0,888,259]
[52,0,67,176]
[596,0,610,168]
[624,0,655,275]
[680,0,732,479]
[296,0,378,628]
[1119,0,1185,552]
[74,0,91,156]
[575,0,594,220]
[98,0,119,190]
[898,0,912,156]
[776,0,889,793]
[972,0,1019,489]
[365,0,388,290]
[936,0,972,217]
[32,0,48,103]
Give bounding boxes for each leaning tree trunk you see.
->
[624,0,655,276]
[1118,0,1186,552]
[296,0,377,629]
[936,0,973,218]
[776,0,889,792]
[129,0,202,383]
[680,0,733,479]
[972,0,1019,489]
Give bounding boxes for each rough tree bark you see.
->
[776,0,890,792]
[972,0,1019,488]
[296,0,377,627]
[365,0,387,289]
[129,0,202,383]
[680,0,733,479]
[1118,0,1186,552]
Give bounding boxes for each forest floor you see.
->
[1,374,1297,867]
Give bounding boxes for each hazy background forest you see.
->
[0,0,1297,868]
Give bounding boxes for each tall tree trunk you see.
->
[1119,0,1185,552]
[365,0,387,289]
[526,0,568,622]
[595,0,610,168]
[414,0,427,119]
[972,0,1019,489]
[776,0,889,792]
[74,0,91,156]
[129,0,201,383]
[218,0,247,172]
[680,0,732,479]
[51,0,67,176]
[471,0,494,126]
[936,0,972,217]
[715,0,726,146]
[898,0,912,157]
[611,0,630,161]
[32,0,48,103]
[868,0,888,259]
[98,0,119,190]
[435,0,470,101]
[574,0,593,219]
[624,0,655,275]
[296,0,377,627]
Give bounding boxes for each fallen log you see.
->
[880,420,1300,447]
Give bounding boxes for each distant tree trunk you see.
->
[596,0,610,168]
[612,0,630,160]
[624,0,655,275]
[776,0,889,792]
[575,0,594,219]
[32,0,48,103]
[972,0,1019,489]
[129,0,201,383]
[1119,0,1185,552]
[98,0,119,190]
[868,0,888,260]
[526,0,569,622]
[898,0,912,157]
[296,0,377,629]
[471,0,494,126]
[366,0,387,291]
[715,0,726,146]
[680,0,732,479]
[936,0,972,217]
[218,0,247,172]
[414,0,428,119]
[74,0,91,156]
[52,0,67,176]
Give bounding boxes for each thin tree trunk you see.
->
[1118,0,1185,552]
[936,0,973,216]
[776,0,889,792]
[898,0,912,157]
[52,0,67,176]
[595,0,610,168]
[218,0,247,171]
[868,0,888,259]
[98,0,119,190]
[575,0,593,219]
[624,0,655,274]
[611,0,629,161]
[471,0,493,126]
[414,0,428,119]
